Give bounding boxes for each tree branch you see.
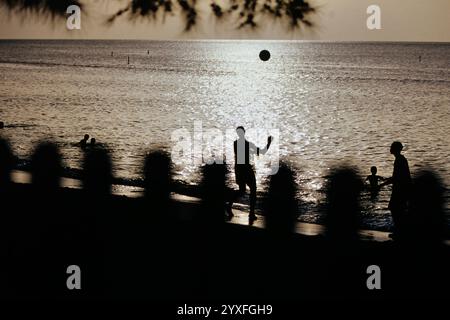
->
[0,0,315,31]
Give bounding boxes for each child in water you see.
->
[366,166,384,198]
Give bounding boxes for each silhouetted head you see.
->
[0,138,14,186]
[90,138,96,145]
[31,142,62,192]
[236,126,245,139]
[83,147,112,196]
[84,134,89,141]
[264,163,298,236]
[143,150,172,201]
[408,170,446,244]
[324,166,362,243]
[390,141,403,156]
[200,161,228,224]
[0,122,4,129]
[370,166,377,175]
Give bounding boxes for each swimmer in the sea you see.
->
[366,166,384,199]
[79,134,89,149]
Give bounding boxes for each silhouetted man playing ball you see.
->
[226,126,273,222]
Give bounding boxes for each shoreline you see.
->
[11,169,392,242]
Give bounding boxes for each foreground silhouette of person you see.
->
[0,139,14,190]
[324,167,362,244]
[200,161,229,225]
[143,151,173,218]
[79,134,89,150]
[0,139,14,298]
[407,170,446,245]
[81,147,113,297]
[195,162,230,298]
[322,167,363,298]
[83,147,112,197]
[395,170,449,298]
[264,163,298,236]
[141,151,199,299]
[31,142,62,194]
[25,142,64,297]
[380,141,411,239]
[262,163,299,299]
[226,126,272,222]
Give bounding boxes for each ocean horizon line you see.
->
[1,38,450,44]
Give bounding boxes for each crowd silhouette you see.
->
[0,137,449,300]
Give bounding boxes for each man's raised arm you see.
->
[251,136,273,156]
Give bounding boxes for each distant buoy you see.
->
[259,50,271,62]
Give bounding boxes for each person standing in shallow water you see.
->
[226,126,272,222]
[381,141,412,238]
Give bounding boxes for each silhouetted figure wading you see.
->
[366,166,384,200]
[381,141,411,239]
[79,134,89,150]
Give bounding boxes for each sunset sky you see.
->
[0,0,449,41]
